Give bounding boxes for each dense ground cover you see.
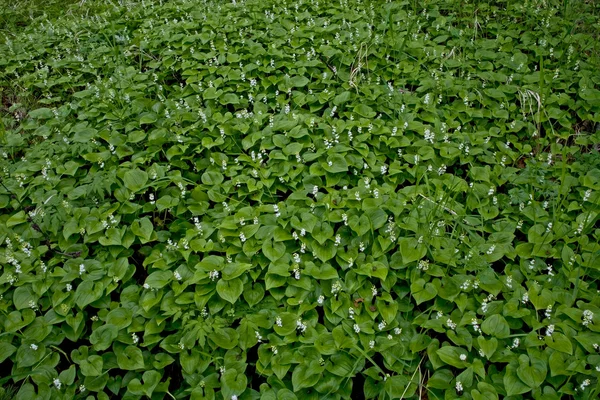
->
[1,0,600,398]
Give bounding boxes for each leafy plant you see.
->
[1,0,600,399]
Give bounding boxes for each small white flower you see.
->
[275,316,283,327]
[353,324,360,333]
[174,271,182,281]
[79,264,86,275]
[317,295,325,305]
[446,319,457,330]
[30,344,38,350]
[131,333,139,344]
[66,284,72,292]
[394,327,402,335]
[459,354,467,361]
[546,324,555,337]
[369,340,375,349]
[583,310,594,327]
[53,378,61,390]
[455,381,463,392]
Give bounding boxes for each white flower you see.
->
[459,354,467,361]
[209,270,219,281]
[79,263,86,275]
[369,340,375,349]
[66,284,73,292]
[580,379,591,391]
[455,381,463,392]
[53,378,61,389]
[30,344,38,350]
[546,324,555,337]
[446,319,457,330]
[79,385,86,393]
[353,324,360,333]
[394,327,402,335]
[378,320,387,331]
[173,271,182,281]
[132,333,139,344]
[143,283,150,289]
[583,310,594,327]
[275,316,283,327]
[317,295,325,305]
[296,319,307,333]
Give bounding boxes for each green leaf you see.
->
[290,75,309,87]
[292,363,320,392]
[544,332,573,355]
[131,217,153,242]
[436,346,469,368]
[7,211,27,227]
[117,345,145,370]
[123,169,148,192]
[477,336,498,359]
[106,308,133,329]
[80,355,103,377]
[411,279,437,304]
[74,281,103,308]
[516,354,547,389]
[504,362,531,396]
[481,314,510,339]
[221,369,247,398]
[262,239,286,261]
[354,104,376,118]
[90,324,118,351]
[333,91,351,105]
[13,286,38,310]
[216,278,244,304]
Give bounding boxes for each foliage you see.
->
[1,0,600,399]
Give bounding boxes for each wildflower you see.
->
[79,264,86,275]
[239,232,246,242]
[255,331,263,342]
[471,318,481,334]
[353,324,360,333]
[522,293,529,304]
[446,319,457,330]
[369,340,375,349]
[394,327,402,335]
[580,379,591,391]
[583,189,592,202]
[583,310,593,327]
[132,333,139,344]
[331,281,342,295]
[546,324,555,337]
[79,385,86,393]
[459,354,467,361]
[271,346,278,354]
[296,319,307,333]
[378,320,387,331]
[174,271,182,281]
[275,316,283,327]
[456,381,463,392]
[371,285,378,297]
[30,344,38,350]
[53,379,61,390]
[545,305,553,319]
[143,283,150,289]
[66,284,72,292]
[209,270,219,281]
[317,295,324,305]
